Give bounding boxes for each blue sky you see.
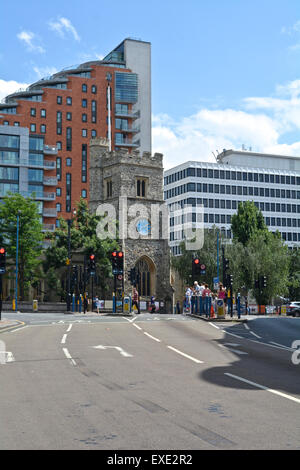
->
[1,0,300,168]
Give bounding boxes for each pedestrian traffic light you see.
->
[89,254,96,275]
[254,279,260,289]
[0,247,6,274]
[224,258,230,271]
[227,274,233,287]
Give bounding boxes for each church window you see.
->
[136,178,147,198]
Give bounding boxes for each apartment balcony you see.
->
[115,109,140,120]
[26,191,56,201]
[115,138,140,148]
[116,125,140,134]
[43,176,58,186]
[42,223,56,233]
[44,145,58,155]
[43,208,57,218]
[43,160,56,170]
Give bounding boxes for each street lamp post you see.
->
[66,209,76,312]
[15,212,20,312]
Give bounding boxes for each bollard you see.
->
[72,294,75,313]
[208,296,212,318]
[79,295,82,313]
[113,292,116,313]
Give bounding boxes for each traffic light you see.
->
[192,257,201,278]
[224,258,230,271]
[111,251,123,274]
[0,248,6,274]
[128,267,136,285]
[227,274,233,288]
[259,275,267,289]
[89,254,96,275]
[254,279,260,289]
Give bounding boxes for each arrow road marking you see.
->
[0,351,15,364]
[93,345,133,357]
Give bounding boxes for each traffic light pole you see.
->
[66,219,71,312]
[0,274,2,321]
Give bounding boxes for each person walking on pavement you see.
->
[150,295,156,313]
[185,286,192,314]
[132,287,140,314]
[95,295,100,314]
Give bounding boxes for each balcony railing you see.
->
[43,208,57,217]
[43,177,58,186]
[44,145,58,155]
[115,138,140,148]
[42,223,56,232]
[116,125,140,134]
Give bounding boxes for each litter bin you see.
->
[33,299,38,312]
[124,296,130,313]
[217,299,225,318]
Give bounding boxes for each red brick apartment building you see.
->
[0,38,151,230]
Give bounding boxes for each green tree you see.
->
[44,198,119,297]
[0,192,44,299]
[231,200,268,246]
[172,227,225,288]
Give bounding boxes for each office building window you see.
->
[66,158,72,166]
[82,129,87,137]
[81,144,87,183]
[57,96,62,104]
[91,129,97,138]
[82,113,87,122]
[82,99,87,108]
[56,187,61,196]
[82,84,87,93]
[14,122,20,126]
[30,108,36,116]
[30,123,36,133]
[56,141,62,150]
[81,189,87,198]
[67,97,72,105]
[40,124,46,134]
[41,109,46,118]
[56,203,61,212]
[91,100,97,123]
[66,112,72,121]
[91,85,97,94]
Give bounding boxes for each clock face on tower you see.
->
[136,218,151,236]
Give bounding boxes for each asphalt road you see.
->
[0,313,300,450]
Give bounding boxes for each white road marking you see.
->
[144,332,161,342]
[221,330,243,339]
[209,322,220,329]
[270,341,293,351]
[244,324,250,330]
[133,323,142,331]
[61,334,67,344]
[93,345,133,357]
[250,339,291,352]
[167,346,204,364]
[66,324,73,332]
[0,351,15,364]
[123,316,137,323]
[225,373,300,405]
[62,348,76,366]
[250,330,262,339]
[9,325,29,333]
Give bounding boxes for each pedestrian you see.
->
[217,282,227,316]
[95,295,100,314]
[83,292,89,314]
[132,287,140,314]
[176,300,181,314]
[185,286,192,314]
[150,295,156,313]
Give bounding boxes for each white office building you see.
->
[164,149,300,255]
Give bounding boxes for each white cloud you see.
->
[48,17,80,41]
[33,66,58,79]
[17,31,45,54]
[153,79,300,170]
[0,79,29,102]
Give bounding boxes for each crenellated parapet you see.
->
[90,138,163,170]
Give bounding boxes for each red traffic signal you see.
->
[89,254,95,260]
[194,258,200,264]
[118,252,123,257]
[0,248,5,254]
[112,251,117,257]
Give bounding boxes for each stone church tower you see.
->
[89,138,173,313]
